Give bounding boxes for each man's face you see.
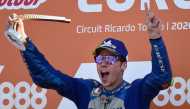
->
[95,49,126,90]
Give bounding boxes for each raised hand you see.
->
[4,13,28,51]
[145,4,162,39]
[9,13,28,41]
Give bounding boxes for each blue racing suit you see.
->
[21,37,172,109]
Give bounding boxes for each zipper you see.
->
[104,102,108,109]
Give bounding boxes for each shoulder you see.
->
[128,79,144,91]
[75,78,101,89]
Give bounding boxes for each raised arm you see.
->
[20,38,93,105]
[140,5,172,97]
[4,14,93,106]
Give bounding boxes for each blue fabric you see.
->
[21,37,172,109]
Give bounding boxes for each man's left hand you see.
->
[145,4,162,39]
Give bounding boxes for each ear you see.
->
[121,62,127,71]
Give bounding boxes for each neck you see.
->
[104,79,124,91]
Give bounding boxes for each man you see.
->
[4,7,172,109]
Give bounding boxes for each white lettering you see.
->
[174,0,190,9]
[104,24,136,33]
[76,25,103,33]
[78,0,102,12]
[141,0,168,10]
[78,0,190,12]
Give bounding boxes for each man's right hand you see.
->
[4,13,28,51]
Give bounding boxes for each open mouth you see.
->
[100,72,110,80]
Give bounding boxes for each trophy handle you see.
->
[9,13,71,23]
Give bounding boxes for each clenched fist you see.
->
[4,13,28,51]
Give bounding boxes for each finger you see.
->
[153,19,161,28]
[148,20,161,30]
[8,15,15,26]
[150,16,155,23]
[7,19,17,30]
[151,21,160,28]
[11,13,18,19]
[17,18,23,25]
[144,2,150,14]
[145,2,153,18]
[145,3,155,20]
[8,13,18,26]
[145,14,154,27]
[13,22,18,31]
[147,13,155,24]
[9,13,19,22]
[8,20,14,27]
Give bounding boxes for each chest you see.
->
[88,86,129,109]
[88,95,126,109]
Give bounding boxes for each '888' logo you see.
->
[0,81,47,109]
[153,77,190,107]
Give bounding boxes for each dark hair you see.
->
[119,57,127,62]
